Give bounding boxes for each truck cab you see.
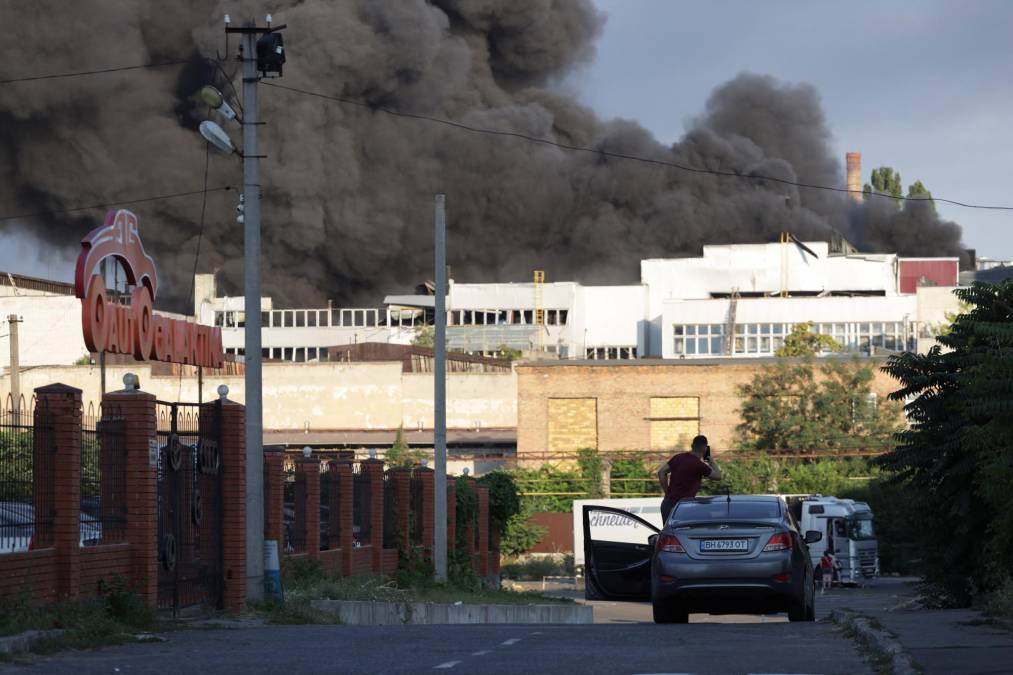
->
[789,495,879,584]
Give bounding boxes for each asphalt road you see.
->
[2,584,871,675]
[4,620,869,675]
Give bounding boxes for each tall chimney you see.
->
[846,152,862,204]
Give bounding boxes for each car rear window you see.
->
[672,501,780,521]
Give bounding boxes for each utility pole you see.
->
[433,194,448,582]
[7,315,20,412]
[226,17,284,602]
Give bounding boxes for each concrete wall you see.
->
[0,361,517,431]
[0,296,89,369]
[517,359,900,456]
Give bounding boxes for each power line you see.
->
[0,186,234,222]
[0,60,189,85]
[263,81,1013,212]
[180,132,213,400]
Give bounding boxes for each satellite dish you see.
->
[199,120,235,154]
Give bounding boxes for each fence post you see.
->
[103,380,156,608]
[446,479,456,561]
[363,459,385,573]
[335,461,353,575]
[295,457,320,557]
[37,383,82,601]
[390,468,412,554]
[205,393,246,613]
[263,449,284,548]
[326,460,341,559]
[417,467,434,559]
[477,484,490,579]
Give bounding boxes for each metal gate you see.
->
[155,400,223,614]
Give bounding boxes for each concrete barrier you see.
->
[310,599,592,625]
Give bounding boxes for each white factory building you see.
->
[190,239,962,363]
[0,238,964,370]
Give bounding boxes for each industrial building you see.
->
[190,238,961,364]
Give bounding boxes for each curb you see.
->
[0,629,65,657]
[310,599,593,625]
[829,609,919,675]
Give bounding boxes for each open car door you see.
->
[583,505,659,601]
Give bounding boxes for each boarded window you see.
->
[548,398,598,454]
[649,397,700,451]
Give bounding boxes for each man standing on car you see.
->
[658,434,722,523]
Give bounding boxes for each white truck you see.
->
[573,494,880,584]
[785,495,880,584]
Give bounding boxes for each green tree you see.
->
[863,166,903,201]
[495,344,523,360]
[384,426,424,468]
[412,326,435,348]
[881,281,1013,604]
[737,358,900,452]
[775,321,840,357]
[907,179,935,212]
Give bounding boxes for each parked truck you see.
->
[785,494,879,584]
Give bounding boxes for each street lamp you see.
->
[199,85,238,121]
[198,120,236,155]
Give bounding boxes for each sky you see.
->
[571,0,1013,260]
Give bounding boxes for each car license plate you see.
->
[700,539,748,552]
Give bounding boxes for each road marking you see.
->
[529,630,543,635]
[501,638,521,646]
[433,661,461,669]
[472,651,490,656]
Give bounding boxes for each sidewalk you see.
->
[818,576,1013,675]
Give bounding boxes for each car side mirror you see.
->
[804,530,823,544]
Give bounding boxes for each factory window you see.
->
[261,348,269,359]
[283,347,293,361]
[307,347,318,361]
[585,346,637,360]
[523,310,533,324]
[307,312,317,328]
[673,324,725,356]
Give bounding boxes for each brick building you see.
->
[516,357,900,459]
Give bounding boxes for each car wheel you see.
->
[788,589,810,622]
[652,600,689,624]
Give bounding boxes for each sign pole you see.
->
[241,29,265,601]
[433,194,448,583]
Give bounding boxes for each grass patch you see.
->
[0,577,163,656]
[839,618,894,675]
[500,554,575,581]
[249,554,572,625]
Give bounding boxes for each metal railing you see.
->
[352,465,371,545]
[0,397,53,552]
[81,411,127,545]
[382,472,397,549]
[410,471,424,545]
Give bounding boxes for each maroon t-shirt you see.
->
[664,452,712,501]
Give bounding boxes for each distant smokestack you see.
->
[846,152,862,204]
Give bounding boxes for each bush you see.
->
[500,554,575,581]
[500,512,546,557]
[477,471,521,531]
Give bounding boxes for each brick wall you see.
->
[518,359,900,457]
[79,544,132,597]
[0,549,58,604]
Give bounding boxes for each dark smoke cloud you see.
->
[0,0,966,311]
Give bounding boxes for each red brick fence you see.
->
[0,381,500,614]
[267,453,500,582]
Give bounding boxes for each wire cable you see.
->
[0,60,189,85]
[0,186,233,222]
[179,133,213,400]
[262,81,1013,212]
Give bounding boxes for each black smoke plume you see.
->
[0,0,966,310]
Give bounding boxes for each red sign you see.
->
[74,210,224,368]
